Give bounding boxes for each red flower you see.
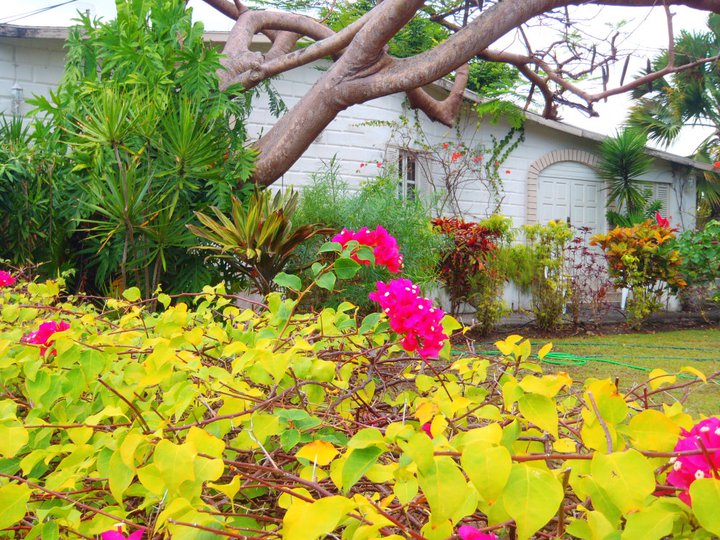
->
[377,162,382,167]
[451,151,463,162]
[442,143,449,149]
[472,155,483,163]
[505,169,511,174]
[713,161,720,168]
[359,163,365,168]
[0,271,16,287]
[655,212,670,228]
[21,321,70,356]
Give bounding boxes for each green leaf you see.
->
[500,464,564,540]
[274,272,303,291]
[319,241,342,253]
[316,271,336,291]
[342,446,383,494]
[0,482,31,529]
[334,257,361,279]
[358,313,382,334]
[122,287,141,302]
[518,393,558,438]
[690,478,720,536]
[418,456,470,524]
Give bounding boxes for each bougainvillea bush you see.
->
[0,245,719,539]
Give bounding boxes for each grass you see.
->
[534,329,720,416]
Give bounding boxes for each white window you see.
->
[397,150,418,201]
[639,181,671,214]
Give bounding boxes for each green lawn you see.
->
[532,329,720,416]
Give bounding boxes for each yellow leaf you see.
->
[648,368,676,390]
[552,438,577,453]
[296,440,339,466]
[506,334,524,345]
[414,401,440,425]
[680,366,706,382]
[495,339,514,356]
[516,338,532,361]
[537,342,553,360]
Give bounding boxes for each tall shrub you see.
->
[25,0,254,295]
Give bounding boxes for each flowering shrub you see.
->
[368,278,447,358]
[101,525,145,540]
[592,219,685,327]
[1,243,720,539]
[333,225,403,273]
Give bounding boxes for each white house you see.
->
[1,23,710,309]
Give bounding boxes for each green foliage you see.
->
[592,220,686,328]
[294,165,441,309]
[188,188,334,295]
[510,220,574,331]
[672,220,720,306]
[606,189,663,228]
[0,274,717,539]
[597,128,653,214]
[18,0,254,295]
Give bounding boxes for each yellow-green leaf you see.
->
[0,483,31,529]
[626,410,680,452]
[418,456,470,524]
[591,450,655,514]
[690,478,720,536]
[282,496,355,540]
[518,393,558,438]
[500,464,564,540]
[648,369,676,390]
[461,444,512,503]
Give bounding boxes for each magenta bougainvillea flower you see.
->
[332,226,403,273]
[667,417,720,505]
[457,525,499,540]
[0,271,16,287]
[21,321,71,356]
[655,212,670,228]
[101,525,145,540]
[368,278,447,359]
[421,422,433,438]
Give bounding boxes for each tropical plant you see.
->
[591,219,686,328]
[26,0,255,295]
[671,219,720,308]
[628,15,720,220]
[188,189,333,295]
[597,128,653,216]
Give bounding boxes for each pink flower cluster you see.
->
[0,271,16,287]
[102,525,144,540]
[667,417,720,505]
[332,226,403,273]
[21,320,70,356]
[368,278,447,359]
[458,525,499,540]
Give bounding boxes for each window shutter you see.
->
[654,183,670,214]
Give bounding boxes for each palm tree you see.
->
[628,15,720,220]
[597,128,653,217]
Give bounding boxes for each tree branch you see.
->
[406,64,470,126]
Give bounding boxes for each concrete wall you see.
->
[0,37,66,117]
